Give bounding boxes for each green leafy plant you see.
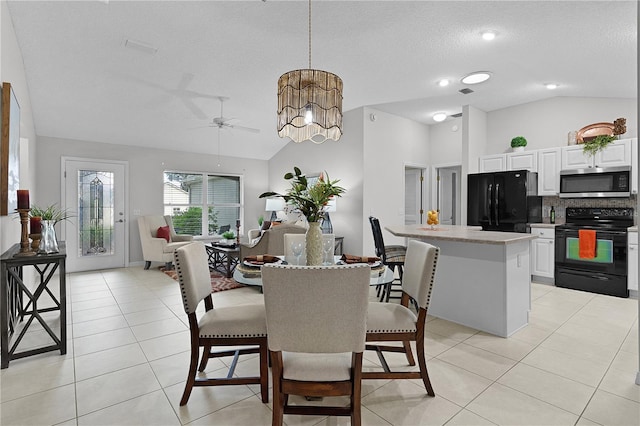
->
[260,167,345,223]
[582,135,617,157]
[29,204,74,224]
[222,231,236,240]
[510,136,527,148]
[257,215,264,227]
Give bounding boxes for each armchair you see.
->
[239,223,306,259]
[138,215,194,270]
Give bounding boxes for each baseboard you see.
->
[531,275,554,285]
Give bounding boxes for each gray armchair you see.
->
[239,223,306,259]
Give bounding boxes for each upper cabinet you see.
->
[560,139,632,170]
[537,148,561,196]
[507,151,537,172]
[479,154,506,173]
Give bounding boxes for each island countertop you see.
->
[385,224,537,245]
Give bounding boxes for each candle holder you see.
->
[15,208,36,256]
[29,233,41,251]
[236,220,241,244]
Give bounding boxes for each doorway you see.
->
[431,164,462,225]
[404,166,427,225]
[62,158,128,272]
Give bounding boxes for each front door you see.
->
[63,158,127,272]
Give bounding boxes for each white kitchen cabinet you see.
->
[531,227,555,280]
[631,138,637,193]
[628,231,638,292]
[537,148,560,195]
[507,151,537,172]
[561,139,632,170]
[479,154,506,172]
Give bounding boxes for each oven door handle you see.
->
[560,268,615,280]
[487,184,492,226]
[495,183,500,226]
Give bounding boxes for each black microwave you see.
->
[559,166,631,198]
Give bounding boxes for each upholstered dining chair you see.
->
[173,242,269,405]
[369,216,406,301]
[364,239,440,396]
[261,264,370,426]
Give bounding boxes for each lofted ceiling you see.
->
[6,0,637,161]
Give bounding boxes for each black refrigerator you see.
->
[467,170,542,233]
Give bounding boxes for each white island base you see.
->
[386,225,535,338]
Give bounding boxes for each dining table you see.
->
[232,256,394,289]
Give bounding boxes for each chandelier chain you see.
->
[308,0,312,69]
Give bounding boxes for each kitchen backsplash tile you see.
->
[542,195,637,222]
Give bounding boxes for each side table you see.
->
[205,243,240,278]
[1,242,67,368]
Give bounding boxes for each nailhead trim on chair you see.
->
[200,332,267,338]
[173,251,191,313]
[424,247,439,310]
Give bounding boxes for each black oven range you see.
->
[555,207,634,298]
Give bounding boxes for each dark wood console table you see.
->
[1,242,67,368]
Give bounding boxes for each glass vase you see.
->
[39,220,59,254]
[305,221,323,266]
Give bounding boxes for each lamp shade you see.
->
[277,69,343,143]
[265,198,286,212]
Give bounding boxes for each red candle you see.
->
[17,189,29,209]
[30,216,42,234]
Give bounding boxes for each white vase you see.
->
[512,146,525,152]
[305,222,323,266]
[39,220,59,254]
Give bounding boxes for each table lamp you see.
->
[321,198,337,234]
[265,198,285,221]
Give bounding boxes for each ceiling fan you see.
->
[209,96,260,134]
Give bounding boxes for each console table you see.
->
[1,242,67,368]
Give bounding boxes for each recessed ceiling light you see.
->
[461,72,491,85]
[433,112,447,122]
[545,83,559,90]
[438,79,450,87]
[481,31,496,41]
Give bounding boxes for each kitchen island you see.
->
[386,225,536,337]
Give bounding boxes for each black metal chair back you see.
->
[369,216,386,261]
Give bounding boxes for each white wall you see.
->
[428,117,463,165]
[267,108,365,256]
[36,136,269,264]
[1,1,37,255]
[486,97,637,154]
[362,107,430,254]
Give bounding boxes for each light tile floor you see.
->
[1,266,638,425]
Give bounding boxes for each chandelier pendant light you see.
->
[277,0,343,143]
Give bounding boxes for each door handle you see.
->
[495,183,500,226]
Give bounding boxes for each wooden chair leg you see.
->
[402,340,416,366]
[198,345,211,372]
[416,335,434,396]
[259,342,269,403]
[271,351,285,426]
[352,353,363,426]
[180,344,200,406]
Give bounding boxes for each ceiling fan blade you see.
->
[228,124,260,134]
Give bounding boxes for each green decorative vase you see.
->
[305,222,323,266]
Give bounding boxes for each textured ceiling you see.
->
[6,1,637,160]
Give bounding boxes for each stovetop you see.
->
[559,207,634,231]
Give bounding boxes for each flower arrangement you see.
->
[260,167,345,223]
[29,203,74,224]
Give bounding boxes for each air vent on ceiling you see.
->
[450,113,463,118]
[459,88,474,95]
[124,39,158,55]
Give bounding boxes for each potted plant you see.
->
[510,136,527,152]
[29,203,73,253]
[260,167,345,265]
[221,230,236,242]
[582,134,617,157]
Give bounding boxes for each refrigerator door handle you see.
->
[487,184,493,225]
[495,183,500,226]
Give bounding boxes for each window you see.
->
[163,172,242,236]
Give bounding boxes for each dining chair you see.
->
[364,239,440,396]
[173,242,269,405]
[369,216,406,301]
[261,264,370,426]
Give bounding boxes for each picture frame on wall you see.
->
[1,82,20,216]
